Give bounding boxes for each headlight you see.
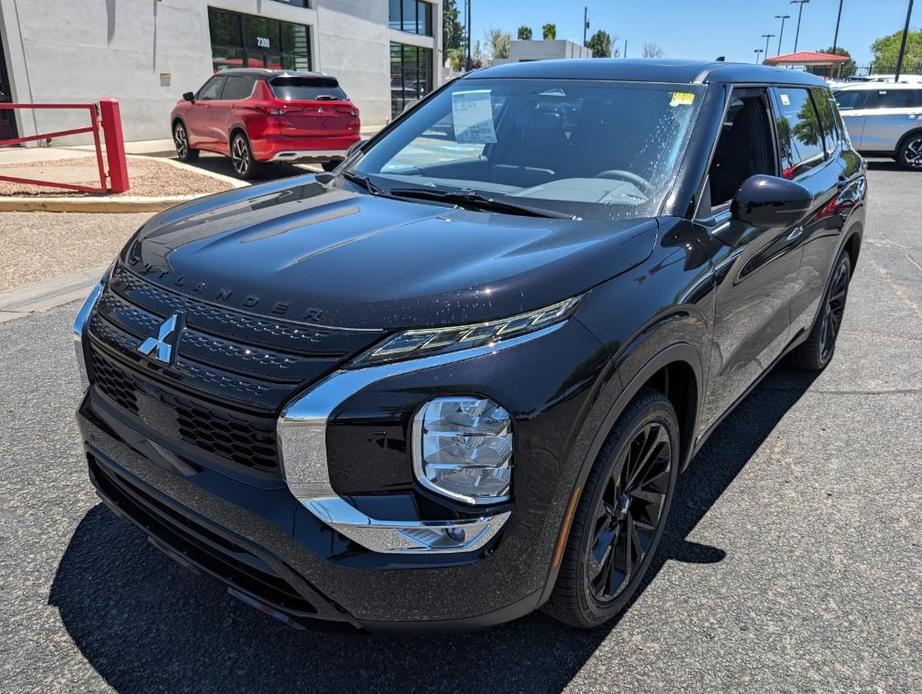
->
[412,397,512,505]
[352,296,581,366]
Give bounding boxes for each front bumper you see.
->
[77,392,544,632]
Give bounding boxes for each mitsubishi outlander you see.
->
[74,60,866,631]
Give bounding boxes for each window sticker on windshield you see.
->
[451,90,497,144]
[669,91,695,107]
[780,93,791,106]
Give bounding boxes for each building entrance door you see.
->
[0,35,18,141]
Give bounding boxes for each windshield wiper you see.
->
[341,171,384,195]
[387,187,580,220]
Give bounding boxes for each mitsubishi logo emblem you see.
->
[138,313,183,365]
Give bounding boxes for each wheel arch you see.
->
[896,126,922,157]
[538,340,705,606]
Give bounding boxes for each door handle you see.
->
[787,226,803,241]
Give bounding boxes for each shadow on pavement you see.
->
[171,153,319,182]
[49,365,817,693]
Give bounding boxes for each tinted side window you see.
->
[221,75,255,101]
[873,89,916,109]
[812,88,838,155]
[198,76,226,101]
[833,90,867,111]
[773,87,826,178]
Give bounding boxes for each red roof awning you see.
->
[764,51,849,66]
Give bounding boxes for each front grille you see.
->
[86,265,383,474]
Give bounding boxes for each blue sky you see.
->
[469,0,918,65]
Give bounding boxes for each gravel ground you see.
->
[0,157,232,197]
[0,163,919,693]
[0,212,153,291]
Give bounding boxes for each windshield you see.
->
[349,78,704,220]
[270,77,347,101]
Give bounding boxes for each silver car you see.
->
[834,83,922,169]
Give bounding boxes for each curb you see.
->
[0,265,107,324]
[0,195,201,213]
[131,155,249,188]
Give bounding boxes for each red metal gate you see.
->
[0,100,129,194]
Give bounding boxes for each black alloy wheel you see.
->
[587,420,673,601]
[790,253,852,371]
[819,255,850,364]
[545,389,679,628]
[231,133,256,179]
[173,122,198,162]
[898,133,922,170]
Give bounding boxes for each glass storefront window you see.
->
[388,0,433,36]
[208,7,311,73]
[390,42,433,116]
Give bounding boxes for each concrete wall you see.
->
[508,39,592,62]
[0,0,440,144]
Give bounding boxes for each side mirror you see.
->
[182,91,195,102]
[347,138,368,157]
[731,174,813,229]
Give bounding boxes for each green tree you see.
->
[586,29,612,58]
[642,42,664,58]
[871,28,922,72]
[517,25,533,40]
[442,0,464,52]
[806,46,856,78]
[542,23,557,41]
[485,27,512,61]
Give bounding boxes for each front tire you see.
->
[896,132,922,171]
[790,253,852,371]
[230,132,258,179]
[172,121,198,162]
[545,388,680,629]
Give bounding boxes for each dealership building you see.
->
[0,0,443,143]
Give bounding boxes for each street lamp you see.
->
[791,0,810,53]
[762,33,776,59]
[832,0,844,54]
[775,15,791,55]
[754,48,765,64]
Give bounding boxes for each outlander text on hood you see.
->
[74,60,866,631]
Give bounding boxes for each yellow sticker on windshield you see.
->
[670,91,695,107]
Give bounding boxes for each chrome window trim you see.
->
[277,322,563,554]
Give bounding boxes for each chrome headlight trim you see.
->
[73,279,105,391]
[277,322,564,554]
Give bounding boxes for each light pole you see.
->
[754,48,765,64]
[791,0,810,53]
[832,0,844,53]
[894,0,916,82]
[583,6,590,46]
[775,15,790,55]
[762,33,776,59]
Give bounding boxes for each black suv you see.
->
[74,60,866,631]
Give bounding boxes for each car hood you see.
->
[121,176,658,329]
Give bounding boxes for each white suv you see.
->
[834,82,922,169]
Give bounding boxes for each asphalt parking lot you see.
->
[1,162,920,693]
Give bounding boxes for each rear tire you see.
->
[896,132,922,171]
[544,388,680,629]
[230,132,258,179]
[172,121,198,162]
[789,253,852,371]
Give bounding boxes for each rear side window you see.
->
[197,76,227,101]
[811,88,839,155]
[773,87,826,178]
[269,76,347,101]
[221,75,256,101]
[871,89,917,109]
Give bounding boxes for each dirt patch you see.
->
[0,212,154,291]
[0,157,233,197]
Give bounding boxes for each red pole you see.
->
[98,98,130,193]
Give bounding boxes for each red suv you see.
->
[170,69,361,178]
